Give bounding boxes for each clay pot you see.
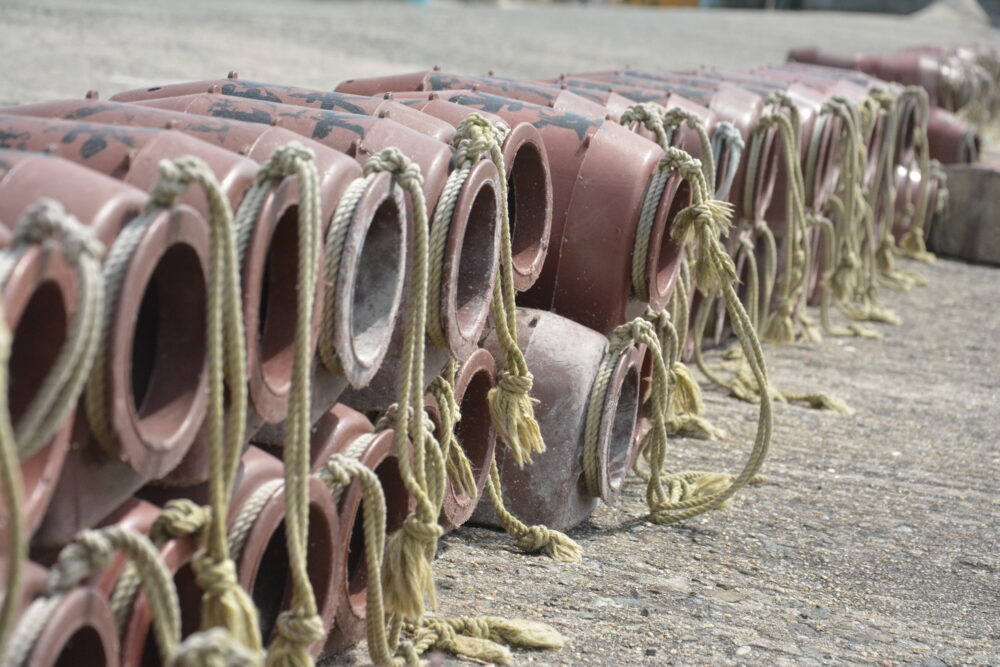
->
[423,348,497,532]
[561,71,779,226]
[3,560,120,667]
[0,150,210,484]
[313,423,414,654]
[927,107,980,164]
[168,447,342,658]
[1,98,410,414]
[109,76,457,144]
[364,87,686,336]
[335,69,615,119]
[471,309,641,532]
[388,97,553,292]
[787,47,961,110]
[90,498,199,667]
[123,93,502,366]
[0,201,79,538]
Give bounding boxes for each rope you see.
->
[0,201,104,460]
[895,87,936,264]
[1,526,182,667]
[245,145,327,666]
[0,308,24,652]
[428,359,477,499]
[146,157,262,655]
[711,121,745,200]
[353,148,446,628]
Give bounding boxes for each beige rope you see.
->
[0,307,23,652]
[146,157,262,655]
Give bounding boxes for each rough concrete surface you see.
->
[1,1,998,665]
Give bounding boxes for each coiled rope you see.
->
[146,157,263,656]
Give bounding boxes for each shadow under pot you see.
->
[424,348,497,532]
[1,560,120,667]
[471,308,642,532]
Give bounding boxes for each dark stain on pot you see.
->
[63,104,118,120]
[286,91,367,115]
[220,82,284,104]
[59,123,136,159]
[206,98,274,125]
[0,128,31,150]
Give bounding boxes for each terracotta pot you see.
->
[165,447,341,658]
[3,560,120,667]
[471,309,641,532]
[927,106,980,164]
[0,150,210,485]
[316,426,414,654]
[387,97,554,292]
[109,76,457,144]
[561,71,779,226]
[0,202,78,538]
[787,47,961,110]
[422,348,497,532]
[123,93,501,365]
[335,69,615,119]
[364,87,686,336]
[89,498,199,667]
[1,97,410,410]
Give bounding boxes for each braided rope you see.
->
[146,156,262,654]
[0,308,23,652]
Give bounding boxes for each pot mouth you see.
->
[595,347,641,505]
[501,123,552,292]
[111,206,209,479]
[646,174,688,311]
[333,172,408,388]
[237,478,340,654]
[440,159,501,360]
[439,349,498,530]
[28,587,117,667]
[344,430,410,616]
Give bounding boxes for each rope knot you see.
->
[169,628,262,667]
[48,530,112,594]
[13,200,105,261]
[402,514,444,545]
[257,142,315,183]
[147,157,208,209]
[192,552,240,596]
[363,147,424,193]
[451,113,497,166]
[274,610,326,645]
[153,499,210,542]
[496,369,533,395]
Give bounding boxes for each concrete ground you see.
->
[1,1,997,665]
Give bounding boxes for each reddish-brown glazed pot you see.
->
[90,498,199,667]
[166,447,342,658]
[927,106,980,164]
[0,98,411,417]
[5,560,121,667]
[471,309,641,532]
[787,47,962,110]
[124,93,501,365]
[110,76,457,144]
[335,69,615,119]
[0,150,211,485]
[363,87,685,335]
[559,71,779,226]
[388,96,554,292]
[319,427,414,655]
[0,196,78,538]
[426,348,497,532]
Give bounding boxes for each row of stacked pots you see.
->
[0,44,991,666]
